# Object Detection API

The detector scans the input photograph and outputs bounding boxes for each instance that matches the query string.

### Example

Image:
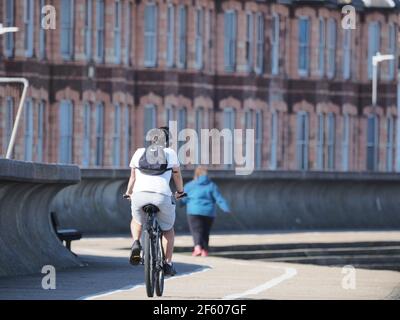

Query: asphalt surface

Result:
[0,231,400,300]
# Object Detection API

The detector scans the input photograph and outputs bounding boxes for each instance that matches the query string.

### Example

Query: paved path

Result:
[0,231,400,300]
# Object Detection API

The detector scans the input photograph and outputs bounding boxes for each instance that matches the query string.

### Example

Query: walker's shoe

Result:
[164,262,177,276]
[192,246,202,257]
[201,249,209,257]
[129,240,142,265]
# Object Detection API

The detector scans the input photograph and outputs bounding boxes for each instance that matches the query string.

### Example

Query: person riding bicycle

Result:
[124,127,184,276]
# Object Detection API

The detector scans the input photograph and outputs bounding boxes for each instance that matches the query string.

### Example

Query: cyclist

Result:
[124,127,184,276]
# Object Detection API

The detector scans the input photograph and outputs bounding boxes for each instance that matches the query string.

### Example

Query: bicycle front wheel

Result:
[144,230,155,297]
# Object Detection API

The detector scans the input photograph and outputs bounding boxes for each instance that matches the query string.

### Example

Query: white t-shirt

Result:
[129,147,180,196]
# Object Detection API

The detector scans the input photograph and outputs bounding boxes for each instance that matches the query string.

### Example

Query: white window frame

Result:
[4,0,15,57]
[95,102,104,166]
[113,104,121,166]
[178,5,187,69]
[144,3,157,67]
[224,10,237,72]
[271,13,280,75]
[343,29,352,80]
[59,100,74,164]
[317,18,325,76]
[195,8,204,70]
[37,101,44,162]
[82,102,91,167]
[367,114,379,171]
[270,111,278,170]
[96,0,105,62]
[24,0,34,58]
[327,18,336,79]
[316,113,325,170]
[60,0,74,60]
[255,111,263,169]
[386,115,394,171]
[296,112,309,170]
[298,17,310,77]
[84,0,92,60]
[4,97,14,155]
[368,22,380,79]
[24,99,34,161]
[166,5,175,67]
[245,12,254,72]
[342,114,350,171]
[255,13,264,75]
[388,23,397,80]
[114,0,122,64]
[327,113,335,170]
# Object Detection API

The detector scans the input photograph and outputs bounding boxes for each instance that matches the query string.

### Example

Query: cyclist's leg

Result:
[130,218,142,241]
[162,227,174,264]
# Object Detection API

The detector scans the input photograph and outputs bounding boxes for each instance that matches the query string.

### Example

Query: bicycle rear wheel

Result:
[155,231,165,297]
[144,229,155,297]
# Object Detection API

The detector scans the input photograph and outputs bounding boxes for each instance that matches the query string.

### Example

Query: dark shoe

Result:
[163,262,177,276]
[129,240,141,265]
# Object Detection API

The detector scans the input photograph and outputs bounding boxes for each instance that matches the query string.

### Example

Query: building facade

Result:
[0,0,399,172]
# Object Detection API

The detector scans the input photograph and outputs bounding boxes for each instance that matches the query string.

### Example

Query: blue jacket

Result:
[181,175,230,217]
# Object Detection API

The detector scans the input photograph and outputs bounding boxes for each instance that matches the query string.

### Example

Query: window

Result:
[39,0,46,59]
[327,113,335,170]
[166,5,175,67]
[316,114,325,170]
[124,106,130,166]
[24,0,34,57]
[4,97,14,155]
[84,0,92,59]
[327,19,336,79]
[343,29,352,80]
[144,3,157,67]
[298,17,310,76]
[224,11,237,72]
[296,112,309,170]
[144,105,157,143]
[60,0,74,60]
[24,99,34,161]
[368,22,380,79]
[37,101,44,162]
[4,0,14,57]
[165,105,175,125]
[82,103,91,167]
[59,100,73,163]
[367,114,379,171]
[195,9,204,70]
[386,116,394,171]
[342,114,350,171]
[207,10,213,72]
[195,107,204,163]
[223,109,235,168]
[245,13,254,71]
[114,1,121,64]
[245,110,253,130]
[95,103,104,166]
[388,24,397,80]
[318,18,325,76]
[177,107,187,149]
[255,13,264,74]
[113,104,121,166]
[271,14,280,75]
[96,0,105,62]
[270,112,278,170]
[255,111,263,169]
[124,2,132,65]
[178,6,187,68]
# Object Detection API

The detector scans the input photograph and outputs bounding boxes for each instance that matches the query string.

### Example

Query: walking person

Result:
[181,166,230,257]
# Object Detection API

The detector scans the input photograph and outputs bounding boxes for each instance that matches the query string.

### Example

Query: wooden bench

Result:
[50,212,82,252]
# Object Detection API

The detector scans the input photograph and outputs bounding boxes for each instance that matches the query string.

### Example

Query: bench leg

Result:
[66,240,71,251]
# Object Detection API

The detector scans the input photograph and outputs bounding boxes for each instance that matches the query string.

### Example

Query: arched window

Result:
[59,100,73,163]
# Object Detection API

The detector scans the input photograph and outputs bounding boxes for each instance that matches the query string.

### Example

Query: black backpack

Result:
[138,146,172,176]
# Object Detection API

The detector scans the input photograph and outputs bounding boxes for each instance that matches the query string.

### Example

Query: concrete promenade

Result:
[0,231,399,300]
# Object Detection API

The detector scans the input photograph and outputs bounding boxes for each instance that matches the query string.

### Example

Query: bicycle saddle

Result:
[142,204,160,213]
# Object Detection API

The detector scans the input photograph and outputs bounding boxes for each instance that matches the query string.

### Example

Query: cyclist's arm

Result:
[125,168,136,196]
[172,167,184,193]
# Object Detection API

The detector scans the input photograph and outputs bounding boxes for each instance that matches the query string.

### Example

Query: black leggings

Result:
[187,215,214,251]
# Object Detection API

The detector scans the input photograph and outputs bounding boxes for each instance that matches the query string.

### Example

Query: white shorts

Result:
[130,191,176,231]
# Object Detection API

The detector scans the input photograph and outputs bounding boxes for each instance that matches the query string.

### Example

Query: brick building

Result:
[0,0,399,172]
